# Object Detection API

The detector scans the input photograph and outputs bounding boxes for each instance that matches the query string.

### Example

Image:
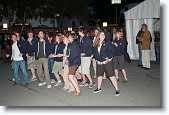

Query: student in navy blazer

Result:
[34,31,52,89]
[25,30,38,82]
[112,30,128,83]
[92,30,120,96]
[66,33,82,96]
[49,34,65,86]
[77,26,95,89]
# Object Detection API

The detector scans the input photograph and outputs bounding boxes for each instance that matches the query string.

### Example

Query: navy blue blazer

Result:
[67,41,81,67]
[34,40,53,59]
[77,35,93,57]
[26,38,38,56]
[113,39,126,56]
[17,38,27,60]
[93,41,114,62]
[52,43,65,62]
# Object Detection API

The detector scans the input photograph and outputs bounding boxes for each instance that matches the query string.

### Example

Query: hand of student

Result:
[114,43,118,47]
[65,60,69,65]
[19,53,23,57]
[26,53,29,57]
[105,57,109,64]
[58,54,63,57]
[48,54,53,58]
[81,53,85,57]
[90,55,93,60]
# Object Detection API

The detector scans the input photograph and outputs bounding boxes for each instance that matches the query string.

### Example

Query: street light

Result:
[2,23,8,34]
[103,22,107,27]
[111,0,121,28]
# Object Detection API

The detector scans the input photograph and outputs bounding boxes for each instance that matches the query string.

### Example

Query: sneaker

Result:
[79,82,88,87]
[47,85,52,88]
[38,82,46,86]
[94,88,101,93]
[54,82,62,86]
[122,79,128,83]
[115,90,120,96]
[62,87,68,90]
[51,79,56,84]
[116,77,119,81]
[88,82,96,89]
[29,77,37,82]
[24,83,29,87]
[68,89,75,93]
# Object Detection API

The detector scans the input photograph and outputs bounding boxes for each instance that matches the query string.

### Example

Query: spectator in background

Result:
[104,28,111,41]
[0,35,2,59]
[1,33,11,63]
[136,26,143,67]
[139,24,151,70]
[110,27,117,42]
[154,31,160,64]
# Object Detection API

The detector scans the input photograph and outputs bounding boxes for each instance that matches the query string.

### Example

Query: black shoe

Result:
[24,83,29,87]
[137,64,143,67]
[141,66,146,69]
[122,79,128,83]
[115,90,120,96]
[13,82,18,86]
[94,88,101,93]
[145,68,150,70]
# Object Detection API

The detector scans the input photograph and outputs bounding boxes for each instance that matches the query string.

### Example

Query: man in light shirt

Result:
[11,34,29,86]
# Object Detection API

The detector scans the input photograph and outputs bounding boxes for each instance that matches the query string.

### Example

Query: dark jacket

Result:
[93,41,114,62]
[34,40,53,59]
[26,38,38,56]
[1,38,11,50]
[67,41,81,67]
[52,43,65,62]
[113,38,126,56]
[17,38,27,59]
[136,30,143,44]
[77,35,93,57]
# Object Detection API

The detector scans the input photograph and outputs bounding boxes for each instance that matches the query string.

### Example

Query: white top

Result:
[12,42,23,61]
[93,36,96,43]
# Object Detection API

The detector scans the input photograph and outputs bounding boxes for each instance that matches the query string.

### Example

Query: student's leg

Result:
[20,60,29,84]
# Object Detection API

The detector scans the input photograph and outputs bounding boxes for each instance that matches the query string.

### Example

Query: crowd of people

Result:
[0,24,160,97]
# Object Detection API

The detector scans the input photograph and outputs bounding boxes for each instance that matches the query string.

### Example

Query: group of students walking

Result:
[10,26,129,97]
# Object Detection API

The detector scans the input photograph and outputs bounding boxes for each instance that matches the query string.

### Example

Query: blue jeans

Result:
[14,60,29,84]
[48,58,56,80]
[155,46,160,64]
[138,43,142,65]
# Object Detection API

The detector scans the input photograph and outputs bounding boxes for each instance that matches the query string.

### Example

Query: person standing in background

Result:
[136,25,143,67]
[110,27,117,42]
[154,31,160,64]
[139,24,151,70]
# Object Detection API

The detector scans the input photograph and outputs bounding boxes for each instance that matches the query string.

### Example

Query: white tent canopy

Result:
[124,0,160,61]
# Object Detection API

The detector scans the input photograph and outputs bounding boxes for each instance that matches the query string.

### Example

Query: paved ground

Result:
[0,60,161,107]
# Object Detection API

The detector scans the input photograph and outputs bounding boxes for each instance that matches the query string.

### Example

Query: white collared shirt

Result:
[12,42,23,61]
